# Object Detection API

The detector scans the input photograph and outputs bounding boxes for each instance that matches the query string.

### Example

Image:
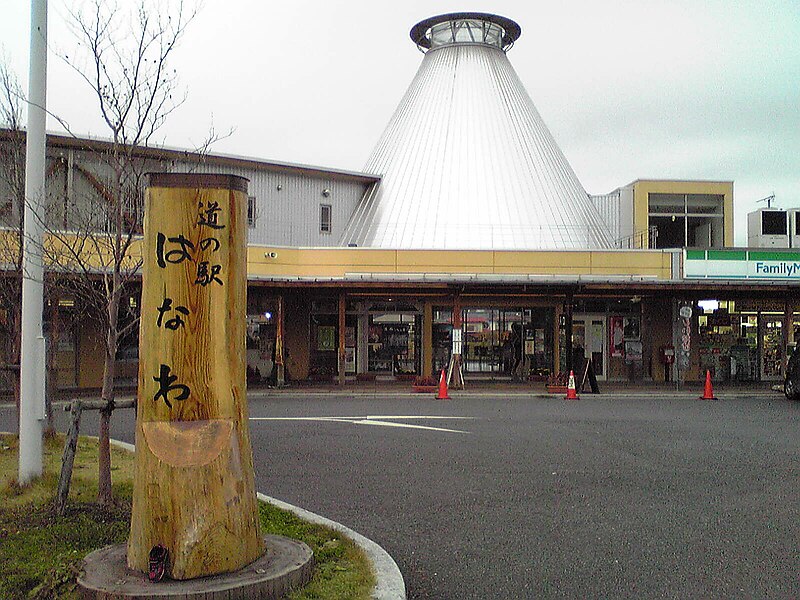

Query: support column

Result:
[357,309,368,375]
[554,303,562,377]
[338,293,346,386]
[448,295,465,389]
[565,291,574,375]
[275,294,285,387]
[422,301,433,378]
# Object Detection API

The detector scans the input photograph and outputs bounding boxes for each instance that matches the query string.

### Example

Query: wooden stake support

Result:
[55,399,136,516]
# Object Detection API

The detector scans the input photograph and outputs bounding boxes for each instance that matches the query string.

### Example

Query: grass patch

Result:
[259,502,375,599]
[0,433,374,600]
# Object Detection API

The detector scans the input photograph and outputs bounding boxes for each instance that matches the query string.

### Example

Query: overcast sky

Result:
[2,0,799,243]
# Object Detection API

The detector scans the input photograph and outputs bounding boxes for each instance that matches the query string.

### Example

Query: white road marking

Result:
[348,419,469,434]
[251,417,352,421]
[250,415,472,434]
[365,415,475,421]
[250,415,474,421]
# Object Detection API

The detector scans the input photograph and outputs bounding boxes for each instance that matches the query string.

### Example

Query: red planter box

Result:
[412,385,438,393]
[546,385,568,394]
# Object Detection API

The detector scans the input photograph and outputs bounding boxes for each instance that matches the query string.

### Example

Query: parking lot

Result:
[3,391,799,599]
[239,392,799,599]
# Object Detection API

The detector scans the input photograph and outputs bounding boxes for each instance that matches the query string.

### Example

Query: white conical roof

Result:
[340,13,613,250]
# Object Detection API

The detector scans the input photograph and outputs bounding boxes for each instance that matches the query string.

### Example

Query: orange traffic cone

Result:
[699,369,717,400]
[436,369,450,400]
[565,370,580,400]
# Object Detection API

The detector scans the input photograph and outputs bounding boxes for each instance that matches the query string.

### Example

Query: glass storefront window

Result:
[309,314,338,378]
[695,299,794,382]
[526,309,554,379]
[368,313,420,374]
[246,313,275,383]
[459,307,553,379]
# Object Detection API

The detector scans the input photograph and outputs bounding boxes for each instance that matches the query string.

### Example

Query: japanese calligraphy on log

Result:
[128,173,264,580]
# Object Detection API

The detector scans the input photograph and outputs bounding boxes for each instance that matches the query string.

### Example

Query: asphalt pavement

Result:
[2,389,798,599]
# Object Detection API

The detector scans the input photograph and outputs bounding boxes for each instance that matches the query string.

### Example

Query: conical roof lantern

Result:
[341,12,613,250]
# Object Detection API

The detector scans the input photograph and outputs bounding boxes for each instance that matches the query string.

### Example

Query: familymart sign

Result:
[684,249,800,280]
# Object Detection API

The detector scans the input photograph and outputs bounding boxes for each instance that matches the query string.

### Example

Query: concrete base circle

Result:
[78,535,314,599]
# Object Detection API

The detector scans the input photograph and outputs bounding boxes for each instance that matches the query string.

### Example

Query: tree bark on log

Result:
[127,174,263,580]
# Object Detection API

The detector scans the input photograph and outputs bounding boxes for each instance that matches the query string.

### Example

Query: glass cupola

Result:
[410,12,521,53]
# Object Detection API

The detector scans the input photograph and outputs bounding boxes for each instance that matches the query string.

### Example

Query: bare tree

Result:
[1,61,75,439]
[40,0,198,506]
[0,62,26,430]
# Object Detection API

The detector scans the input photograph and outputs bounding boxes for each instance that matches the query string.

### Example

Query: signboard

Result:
[684,249,800,280]
[317,326,336,351]
[452,327,462,355]
[129,174,263,579]
[382,323,409,351]
[678,310,691,370]
[625,340,643,362]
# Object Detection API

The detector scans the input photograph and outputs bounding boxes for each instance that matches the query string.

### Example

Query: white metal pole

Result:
[19,0,48,484]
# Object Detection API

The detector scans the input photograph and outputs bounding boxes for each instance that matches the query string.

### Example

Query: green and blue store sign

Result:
[684,249,800,280]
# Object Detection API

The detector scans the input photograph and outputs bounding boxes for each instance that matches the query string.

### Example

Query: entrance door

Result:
[573,315,607,380]
[462,308,523,377]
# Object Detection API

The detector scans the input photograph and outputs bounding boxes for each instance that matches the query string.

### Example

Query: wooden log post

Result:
[127,174,264,580]
[565,291,574,375]
[422,301,433,378]
[338,293,346,386]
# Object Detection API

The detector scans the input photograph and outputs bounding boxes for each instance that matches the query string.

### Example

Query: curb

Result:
[0,389,783,408]
[109,440,406,600]
[248,391,781,400]
[256,493,406,600]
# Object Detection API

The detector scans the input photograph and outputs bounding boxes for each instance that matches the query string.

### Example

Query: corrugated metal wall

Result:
[341,24,615,250]
[16,139,374,247]
[170,160,373,247]
[590,191,621,240]
[618,186,635,241]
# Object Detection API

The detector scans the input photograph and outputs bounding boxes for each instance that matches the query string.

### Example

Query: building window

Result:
[320,204,332,234]
[648,193,725,248]
[115,295,140,361]
[247,196,256,228]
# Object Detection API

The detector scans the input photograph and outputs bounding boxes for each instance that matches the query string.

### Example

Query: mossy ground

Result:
[0,433,374,599]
